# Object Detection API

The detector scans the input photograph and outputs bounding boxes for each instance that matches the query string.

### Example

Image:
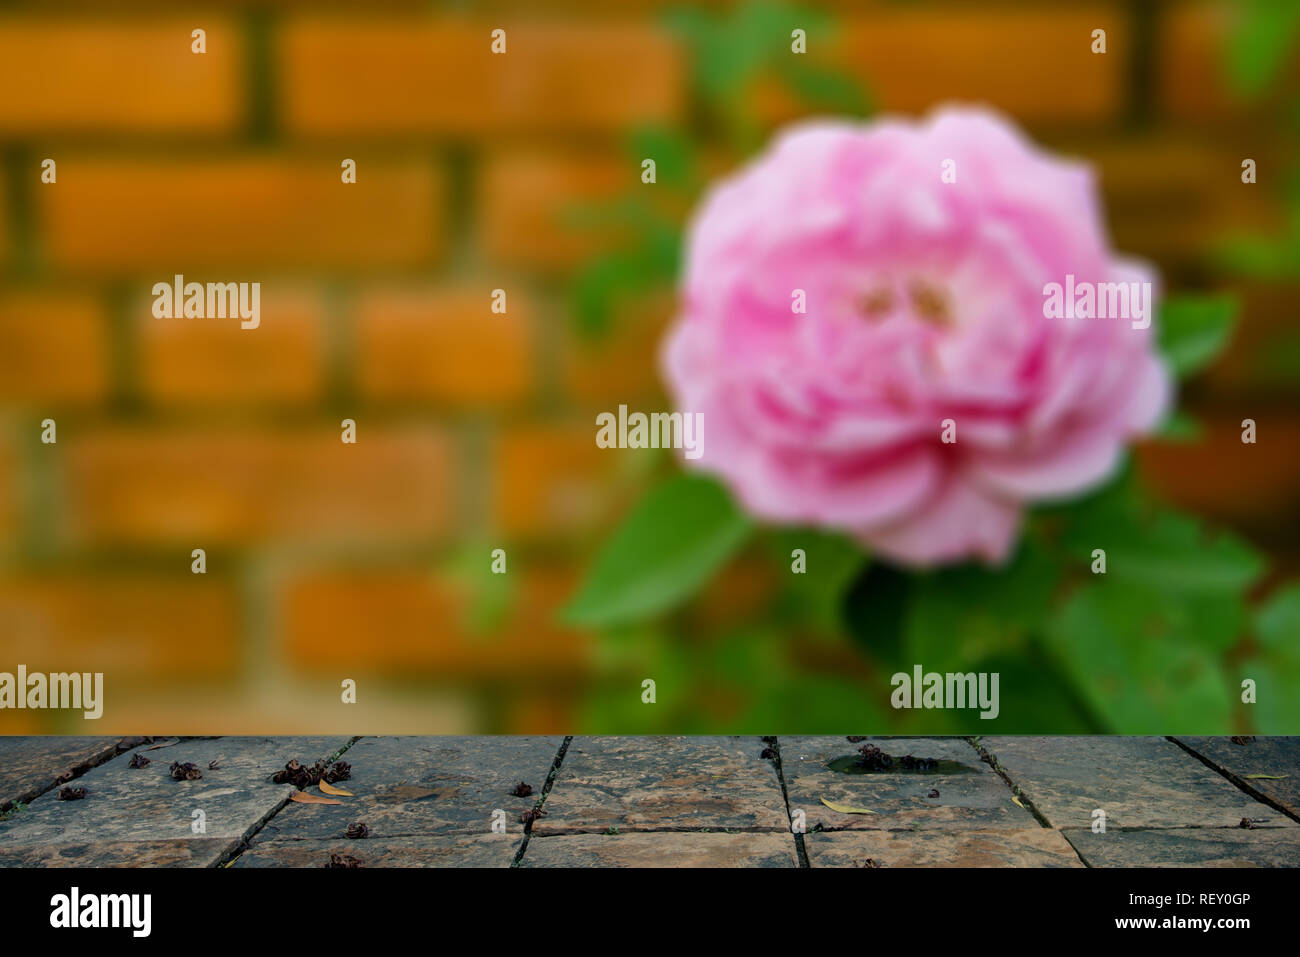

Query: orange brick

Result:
[0,291,110,404]
[356,284,534,406]
[0,182,8,268]
[760,6,1123,124]
[282,567,588,676]
[479,152,631,271]
[137,285,326,405]
[0,19,242,134]
[39,156,442,272]
[489,423,636,539]
[0,437,14,545]
[279,19,683,136]
[61,426,455,547]
[562,289,674,404]
[1158,3,1225,118]
[1137,415,1300,524]
[0,576,239,678]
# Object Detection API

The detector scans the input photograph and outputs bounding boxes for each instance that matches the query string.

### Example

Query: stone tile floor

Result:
[1,735,1297,867]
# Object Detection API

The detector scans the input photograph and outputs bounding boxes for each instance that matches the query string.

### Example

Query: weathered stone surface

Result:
[1065,827,1300,867]
[0,737,122,810]
[233,834,520,868]
[982,736,1299,830]
[0,839,230,868]
[0,736,349,867]
[781,736,1035,832]
[252,736,562,842]
[533,736,787,834]
[519,832,798,867]
[805,828,1084,868]
[1174,737,1300,819]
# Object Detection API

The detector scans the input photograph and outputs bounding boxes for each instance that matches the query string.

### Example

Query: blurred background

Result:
[0,0,1296,734]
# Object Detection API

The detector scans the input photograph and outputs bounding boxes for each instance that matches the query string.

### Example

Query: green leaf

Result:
[1255,584,1300,653]
[564,474,753,627]
[1046,585,1234,731]
[1217,232,1300,279]
[781,61,871,115]
[1050,475,1265,595]
[1157,295,1238,379]
[630,126,697,189]
[1225,0,1300,97]
[903,541,1058,666]
[1104,513,1264,594]
[771,527,866,633]
[1241,657,1300,732]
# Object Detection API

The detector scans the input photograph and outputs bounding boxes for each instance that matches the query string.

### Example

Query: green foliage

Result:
[1157,295,1239,379]
[1255,584,1300,649]
[781,60,871,116]
[1225,0,1300,98]
[1217,2,1300,278]
[903,540,1058,668]
[564,474,753,627]
[1244,586,1300,730]
[566,0,1293,736]
[669,1,828,104]
[1045,584,1236,731]
[769,527,866,634]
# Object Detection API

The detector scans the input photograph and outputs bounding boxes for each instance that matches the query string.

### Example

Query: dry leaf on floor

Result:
[290,791,343,806]
[1243,774,1288,780]
[145,739,181,751]
[319,780,354,796]
[821,798,875,815]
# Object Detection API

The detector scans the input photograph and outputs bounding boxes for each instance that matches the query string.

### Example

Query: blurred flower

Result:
[663,106,1170,566]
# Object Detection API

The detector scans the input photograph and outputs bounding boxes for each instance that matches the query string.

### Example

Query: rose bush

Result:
[565,90,1289,736]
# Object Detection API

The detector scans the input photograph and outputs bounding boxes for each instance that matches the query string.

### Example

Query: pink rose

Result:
[662,107,1170,567]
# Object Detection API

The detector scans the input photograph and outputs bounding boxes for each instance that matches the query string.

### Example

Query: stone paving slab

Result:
[251,736,561,842]
[519,832,799,867]
[781,736,1036,832]
[981,737,1299,830]
[1174,737,1300,819]
[0,736,349,867]
[1064,827,1300,867]
[532,736,787,835]
[233,834,521,868]
[805,828,1084,868]
[0,736,123,810]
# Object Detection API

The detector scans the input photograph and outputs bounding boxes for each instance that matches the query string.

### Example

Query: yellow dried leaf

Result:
[820,798,875,815]
[319,780,353,796]
[1244,774,1288,780]
[289,790,343,806]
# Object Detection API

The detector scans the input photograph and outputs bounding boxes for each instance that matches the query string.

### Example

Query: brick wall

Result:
[0,1,1295,732]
